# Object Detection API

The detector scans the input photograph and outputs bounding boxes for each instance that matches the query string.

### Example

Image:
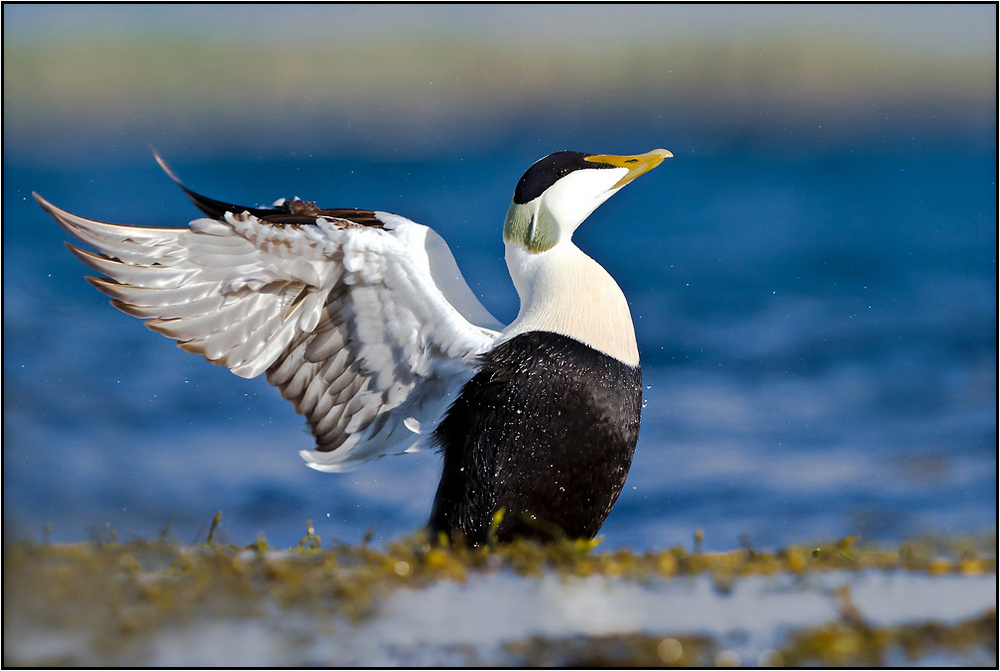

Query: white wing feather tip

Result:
[40,175,501,470]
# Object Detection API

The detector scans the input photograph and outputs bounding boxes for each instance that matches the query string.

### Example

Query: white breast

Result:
[500,242,639,367]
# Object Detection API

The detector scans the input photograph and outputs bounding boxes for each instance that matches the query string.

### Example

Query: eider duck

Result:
[36,147,671,545]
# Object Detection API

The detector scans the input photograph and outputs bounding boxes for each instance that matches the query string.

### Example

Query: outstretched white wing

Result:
[37,190,502,472]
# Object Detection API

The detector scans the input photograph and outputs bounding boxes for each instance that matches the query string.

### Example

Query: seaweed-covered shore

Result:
[4,524,995,666]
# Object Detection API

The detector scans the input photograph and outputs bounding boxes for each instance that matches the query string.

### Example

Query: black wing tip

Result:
[148,152,384,228]
[151,149,257,220]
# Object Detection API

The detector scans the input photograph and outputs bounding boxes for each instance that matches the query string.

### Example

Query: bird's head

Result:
[503,149,671,253]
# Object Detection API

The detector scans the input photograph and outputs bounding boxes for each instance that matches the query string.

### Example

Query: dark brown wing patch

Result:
[153,149,384,228]
[180,187,383,229]
[261,205,385,228]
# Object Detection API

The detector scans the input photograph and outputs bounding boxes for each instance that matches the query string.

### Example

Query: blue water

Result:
[3,126,996,551]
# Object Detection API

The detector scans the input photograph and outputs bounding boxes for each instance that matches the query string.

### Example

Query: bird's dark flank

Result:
[430,331,642,545]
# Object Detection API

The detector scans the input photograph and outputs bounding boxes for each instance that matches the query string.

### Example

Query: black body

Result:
[430,331,642,545]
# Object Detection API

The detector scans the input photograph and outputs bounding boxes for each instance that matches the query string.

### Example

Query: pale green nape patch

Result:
[502,200,559,253]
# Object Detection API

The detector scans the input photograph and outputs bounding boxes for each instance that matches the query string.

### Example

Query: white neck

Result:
[500,242,639,367]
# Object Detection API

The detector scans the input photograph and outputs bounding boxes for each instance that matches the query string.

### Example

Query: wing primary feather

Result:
[66,243,196,289]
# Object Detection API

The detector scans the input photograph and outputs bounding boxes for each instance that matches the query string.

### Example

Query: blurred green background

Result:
[4,4,995,159]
